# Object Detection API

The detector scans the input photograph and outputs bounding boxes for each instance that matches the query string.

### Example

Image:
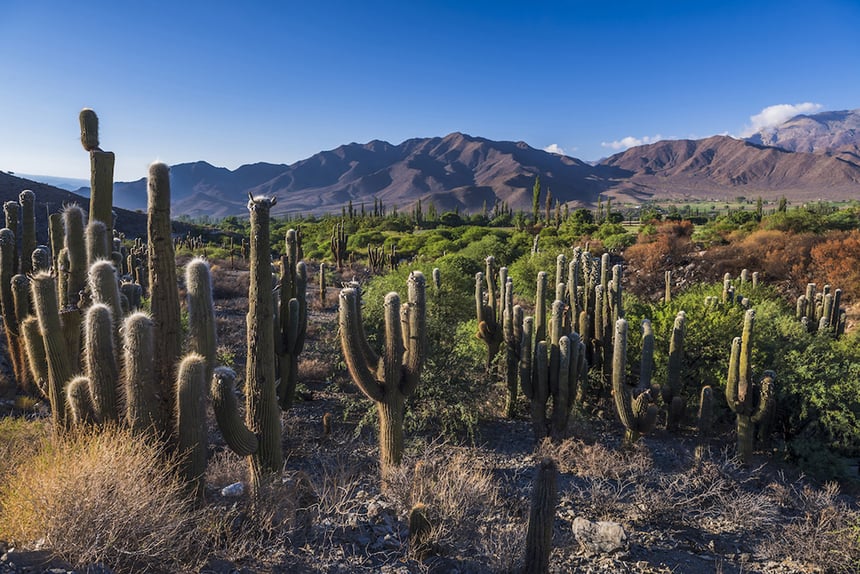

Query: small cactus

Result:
[475,257,504,370]
[330,220,348,271]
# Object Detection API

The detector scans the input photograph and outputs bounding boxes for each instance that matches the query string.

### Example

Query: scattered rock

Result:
[572,516,628,555]
[220,481,244,497]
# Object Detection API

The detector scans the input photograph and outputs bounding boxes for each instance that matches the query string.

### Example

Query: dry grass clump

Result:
[0,426,201,573]
[209,263,249,300]
[387,446,505,562]
[298,357,332,383]
[762,481,860,574]
[0,417,47,485]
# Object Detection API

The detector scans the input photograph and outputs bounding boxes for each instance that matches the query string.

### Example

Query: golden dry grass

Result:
[0,426,201,573]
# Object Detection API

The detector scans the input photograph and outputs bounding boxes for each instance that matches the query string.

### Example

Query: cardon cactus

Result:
[147,162,183,439]
[0,230,26,388]
[725,309,776,464]
[175,353,208,500]
[502,279,522,417]
[612,318,658,444]
[30,272,75,433]
[83,303,121,424]
[80,108,115,241]
[122,311,160,434]
[662,311,686,430]
[519,300,586,440]
[522,457,558,574]
[19,190,36,276]
[475,256,504,369]
[275,228,307,410]
[63,204,87,307]
[338,271,426,475]
[330,220,348,270]
[186,257,218,384]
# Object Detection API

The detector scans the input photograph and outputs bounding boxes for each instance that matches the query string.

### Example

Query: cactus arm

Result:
[19,190,36,275]
[401,271,426,396]
[67,375,95,426]
[339,288,385,402]
[750,371,776,424]
[382,292,405,392]
[534,271,547,344]
[21,316,48,397]
[186,257,217,384]
[63,205,87,306]
[211,367,258,457]
[531,340,550,438]
[725,337,742,410]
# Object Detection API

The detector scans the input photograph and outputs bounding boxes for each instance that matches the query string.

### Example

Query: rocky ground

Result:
[1,262,857,573]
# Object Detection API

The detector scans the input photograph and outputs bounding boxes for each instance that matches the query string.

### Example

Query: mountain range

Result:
[18,108,860,219]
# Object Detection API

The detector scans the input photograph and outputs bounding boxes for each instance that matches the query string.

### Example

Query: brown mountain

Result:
[103,133,626,218]
[75,127,860,219]
[598,135,860,202]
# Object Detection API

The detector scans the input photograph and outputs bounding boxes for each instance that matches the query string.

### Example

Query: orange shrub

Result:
[809,230,860,302]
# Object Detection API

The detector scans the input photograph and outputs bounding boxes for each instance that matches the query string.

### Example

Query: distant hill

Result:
[0,171,194,242]
[68,111,860,218]
[599,135,860,202]
[98,133,623,218]
[745,108,860,155]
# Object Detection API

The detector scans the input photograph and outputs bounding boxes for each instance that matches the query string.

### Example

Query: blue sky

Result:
[2,0,858,181]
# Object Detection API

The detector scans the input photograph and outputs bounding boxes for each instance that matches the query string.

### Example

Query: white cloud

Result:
[600,134,663,151]
[543,143,566,155]
[741,102,822,137]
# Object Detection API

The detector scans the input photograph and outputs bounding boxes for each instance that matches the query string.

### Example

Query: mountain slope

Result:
[599,135,860,201]
[102,133,625,218]
[745,108,860,154]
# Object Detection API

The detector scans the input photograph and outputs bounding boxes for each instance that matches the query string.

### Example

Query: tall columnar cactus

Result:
[475,256,504,369]
[664,270,672,303]
[698,385,713,437]
[243,195,283,489]
[725,309,776,464]
[49,213,63,276]
[662,311,686,430]
[21,316,47,397]
[568,247,582,315]
[88,259,123,346]
[522,457,558,574]
[86,220,111,269]
[612,318,658,444]
[147,162,182,439]
[276,228,307,410]
[80,108,115,241]
[534,271,548,345]
[339,271,426,475]
[330,220,348,270]
[63,204,87,307]
[19,190,36,275]
[4,202,19,274]
[84,303,120,424]
[519,301,585,440]
[122,311,161,434]
[0,229,25,388]
[30,272,75,433]
[502,279,522,417]
[175,353,208,500]
[186,257,217,385]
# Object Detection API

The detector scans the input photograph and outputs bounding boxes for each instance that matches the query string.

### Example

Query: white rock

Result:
[220,481,245,497]
[572,516,628,555]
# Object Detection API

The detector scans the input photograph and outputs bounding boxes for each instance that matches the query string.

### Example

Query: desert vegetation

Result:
[0,111,859,573]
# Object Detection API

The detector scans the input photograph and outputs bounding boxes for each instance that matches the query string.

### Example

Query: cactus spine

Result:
[612,318,658,444]
[725,309,776,464]
[338,271,426,475]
